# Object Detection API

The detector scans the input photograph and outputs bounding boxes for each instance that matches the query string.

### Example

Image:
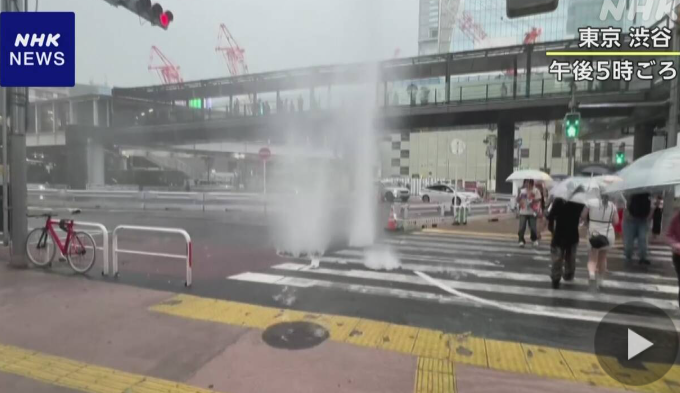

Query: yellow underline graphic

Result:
[547,51,680,56]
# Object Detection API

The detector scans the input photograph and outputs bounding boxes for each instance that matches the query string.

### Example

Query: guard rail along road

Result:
[111,225,193,287]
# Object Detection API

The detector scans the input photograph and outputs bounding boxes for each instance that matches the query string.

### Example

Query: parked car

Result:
[419,184,481,205]
[378,181,411,203]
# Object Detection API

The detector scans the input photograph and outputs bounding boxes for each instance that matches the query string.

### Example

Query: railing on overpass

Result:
[113,15,672,104]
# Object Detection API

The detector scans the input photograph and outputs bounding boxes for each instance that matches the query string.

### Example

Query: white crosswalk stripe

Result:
[228,232,680,331]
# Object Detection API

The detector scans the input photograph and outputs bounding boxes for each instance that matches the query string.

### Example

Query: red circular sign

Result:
[259,147,271,160]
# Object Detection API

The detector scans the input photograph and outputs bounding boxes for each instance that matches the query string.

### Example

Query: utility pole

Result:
[2,0,29,267]
[543,121,549,172]
[663,17,679,231]
[567,81,577,177]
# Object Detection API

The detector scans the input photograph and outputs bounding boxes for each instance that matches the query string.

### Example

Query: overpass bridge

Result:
[28,16,676,192]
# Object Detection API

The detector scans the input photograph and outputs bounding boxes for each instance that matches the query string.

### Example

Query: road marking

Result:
[0,342,220,393]
[230,269,679,331]
[268,262,679,312]
[150,294,680,393]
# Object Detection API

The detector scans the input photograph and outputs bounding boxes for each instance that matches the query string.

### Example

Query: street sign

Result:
[259,147,271,161]
[450,139,466,155]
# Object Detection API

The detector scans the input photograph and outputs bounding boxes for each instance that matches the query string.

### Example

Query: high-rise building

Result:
[418,0,441,56]
[449,0,571,52]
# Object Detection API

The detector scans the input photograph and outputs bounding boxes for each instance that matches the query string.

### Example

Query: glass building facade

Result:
[449,0,571,52]
[419,0,651,55]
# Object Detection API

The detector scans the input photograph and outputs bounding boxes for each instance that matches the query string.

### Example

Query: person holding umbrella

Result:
[546,189,585,289]
[665,209,680,307]
[516,179,542,247]
[581,193,619,291]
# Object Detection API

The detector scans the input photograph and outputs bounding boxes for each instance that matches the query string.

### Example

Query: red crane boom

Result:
[148,45,183,85]
[216,23,249,76]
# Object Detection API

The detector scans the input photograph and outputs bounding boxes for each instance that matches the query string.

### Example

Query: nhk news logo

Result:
[0,12,75,87]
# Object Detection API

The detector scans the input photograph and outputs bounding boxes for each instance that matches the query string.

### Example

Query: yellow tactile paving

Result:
[521,344,573,380]
[599,358,674,393]
[0,343,219,393]
[415,357,456,393]
[560,350,626,389]
[485,339,530,374]
[412,329,450,359]
[379,324,419,354]
[150,294,680,393]
[448,333,487,368]
[344,319,390,348]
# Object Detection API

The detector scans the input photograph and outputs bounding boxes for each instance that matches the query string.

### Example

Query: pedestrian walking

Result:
[547,196,585,289]
[536,182,548,240]
[664,209,680,307]
[624,192,652,265]
[582,194,619,291]
[652,194,664,241]
[516,180,542,247]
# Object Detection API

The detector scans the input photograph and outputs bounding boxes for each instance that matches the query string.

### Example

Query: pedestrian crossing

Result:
[228,231,680,331]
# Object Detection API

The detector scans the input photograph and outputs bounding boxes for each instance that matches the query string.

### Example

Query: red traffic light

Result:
[159,11,173,27]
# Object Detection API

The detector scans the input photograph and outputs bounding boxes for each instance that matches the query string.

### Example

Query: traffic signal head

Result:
[564,112,581,139]
[615,151,625,165]
[134,0,173,29]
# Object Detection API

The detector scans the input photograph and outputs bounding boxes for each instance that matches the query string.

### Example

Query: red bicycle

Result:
[25,210,96,274]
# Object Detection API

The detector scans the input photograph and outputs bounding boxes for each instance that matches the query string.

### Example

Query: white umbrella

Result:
[506,169,553,183]
[550,177,592,204]
[605,147,680,194]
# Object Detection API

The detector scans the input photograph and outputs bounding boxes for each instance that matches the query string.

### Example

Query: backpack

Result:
[628,193,651,219]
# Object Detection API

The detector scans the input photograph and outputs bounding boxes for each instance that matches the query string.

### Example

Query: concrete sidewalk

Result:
[0,265,664,393]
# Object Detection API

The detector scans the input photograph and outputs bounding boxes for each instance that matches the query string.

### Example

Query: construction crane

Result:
[148,45,183,84]
[215,23,249,76]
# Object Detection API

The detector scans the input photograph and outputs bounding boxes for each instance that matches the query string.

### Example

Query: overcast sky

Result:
[38,0,419,87]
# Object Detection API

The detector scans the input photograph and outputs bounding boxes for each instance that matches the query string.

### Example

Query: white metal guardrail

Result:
[112,225,193,287]
[73,221,110,276]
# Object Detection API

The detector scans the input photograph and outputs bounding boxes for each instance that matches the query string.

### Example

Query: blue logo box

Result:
[0,12,75,87]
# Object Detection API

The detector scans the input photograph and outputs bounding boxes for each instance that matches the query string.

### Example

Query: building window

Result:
[607,143,613,161]
[391,158,400,167]
[582,142,590,162]
[400,167,410,176]
[594,142,601,162]
[521,148,530,158]
[401,132,410,141]
[400,150,410,158]
[552,142,562,158]
[570,143,577,158]
[429,28,438,38]
[392,141,401,150]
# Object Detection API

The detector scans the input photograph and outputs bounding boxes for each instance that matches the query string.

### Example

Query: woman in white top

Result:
[581,194,619,291]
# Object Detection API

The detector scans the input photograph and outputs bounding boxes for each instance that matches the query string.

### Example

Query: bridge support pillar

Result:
[65,128,105,189]
[496,121,515,194]
[86,138,105,187]
[445,55,451,103]
[633,122,654,160]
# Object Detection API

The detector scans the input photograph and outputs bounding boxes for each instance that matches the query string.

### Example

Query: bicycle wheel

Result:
[26,228,56,267]
[66,231,96,274]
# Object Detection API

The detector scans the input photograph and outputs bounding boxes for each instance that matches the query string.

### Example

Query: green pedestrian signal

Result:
[564,112,581,139]
[615,151,625,165]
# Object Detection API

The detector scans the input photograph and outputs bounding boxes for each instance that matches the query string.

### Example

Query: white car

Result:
[378,181,411,203]
[419,184,481,206]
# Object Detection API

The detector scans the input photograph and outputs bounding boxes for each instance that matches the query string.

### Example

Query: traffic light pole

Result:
[663,22,679,232]
[2,0,29,267]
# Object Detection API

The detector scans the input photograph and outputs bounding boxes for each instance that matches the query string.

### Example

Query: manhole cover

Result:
[262,321,329,350]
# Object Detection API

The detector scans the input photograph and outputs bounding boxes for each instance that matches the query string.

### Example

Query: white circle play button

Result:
[627,328,654,360]
[594,301,679,386]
